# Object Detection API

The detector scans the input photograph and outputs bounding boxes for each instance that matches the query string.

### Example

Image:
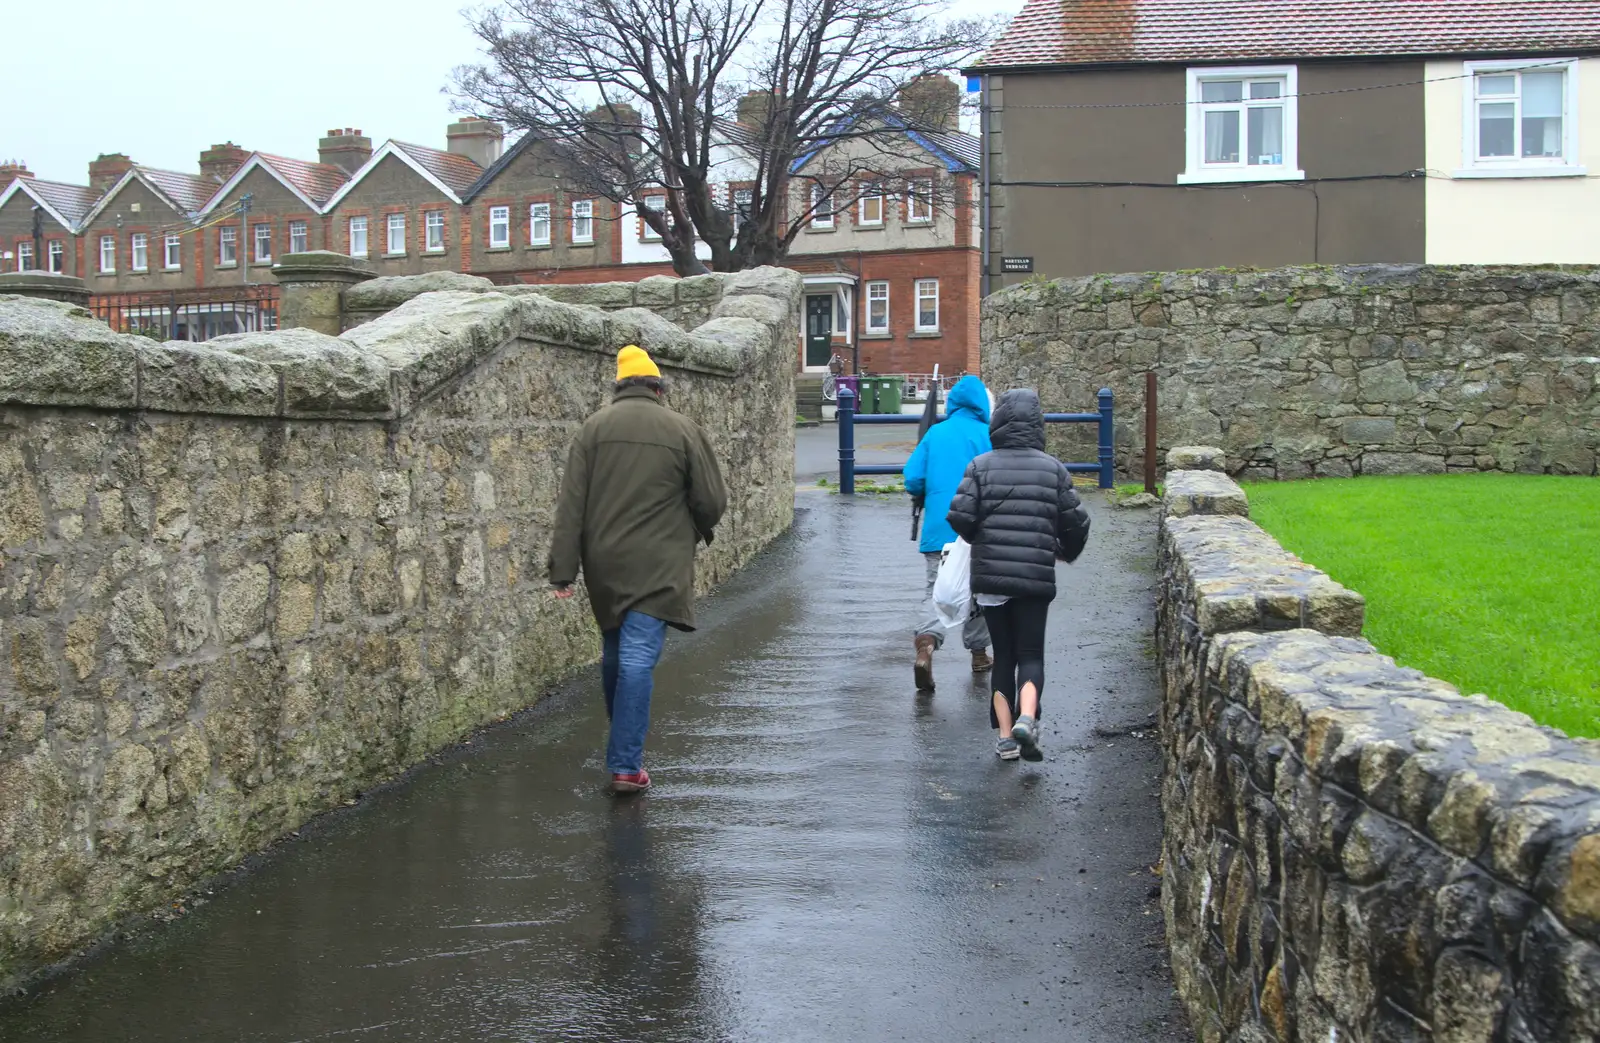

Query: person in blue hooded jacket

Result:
[904,374,993,692]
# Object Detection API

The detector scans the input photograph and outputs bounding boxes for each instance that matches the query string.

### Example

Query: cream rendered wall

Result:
[1426,57,1600,263]
[787,132,966,256]
[618,141,756,266]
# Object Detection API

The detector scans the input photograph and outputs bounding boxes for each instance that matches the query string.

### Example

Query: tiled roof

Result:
[392,141,483,195]
[975,0,1600,69]
[136,166,216,213]
[912,126,980,171]
[257,153,349,206]
[21,178,100,226]
[792,111,980,174]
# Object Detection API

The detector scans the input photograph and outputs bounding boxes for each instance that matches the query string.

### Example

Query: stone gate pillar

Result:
[271,252,375,335]
[0,272,92,308]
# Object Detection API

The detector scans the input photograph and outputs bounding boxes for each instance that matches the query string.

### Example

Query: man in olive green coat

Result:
[549,345,727,794]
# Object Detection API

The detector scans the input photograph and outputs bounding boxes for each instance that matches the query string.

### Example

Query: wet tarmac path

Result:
[0,493,1187,1043]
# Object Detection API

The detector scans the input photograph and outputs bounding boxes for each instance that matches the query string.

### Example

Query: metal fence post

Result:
[1097,387,1115,489]
[838,386,856,495]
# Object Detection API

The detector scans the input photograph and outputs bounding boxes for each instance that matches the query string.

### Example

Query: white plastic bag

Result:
[931,538,972,630]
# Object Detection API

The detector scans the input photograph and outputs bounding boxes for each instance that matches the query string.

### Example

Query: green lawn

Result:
[1241,475,1600,739]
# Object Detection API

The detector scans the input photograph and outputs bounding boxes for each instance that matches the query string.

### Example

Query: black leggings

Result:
[981,597,1050,730]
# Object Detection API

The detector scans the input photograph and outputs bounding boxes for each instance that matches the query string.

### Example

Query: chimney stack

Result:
[0,160,32,184]
[737,90,775,131]
[88,153,134,193]
[318,128,373,173]
[896,75,961,132]
[199,142,250,183]
[446,118,505,169]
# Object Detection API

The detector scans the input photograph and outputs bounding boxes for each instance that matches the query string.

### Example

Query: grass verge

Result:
[1242,474,1600,739]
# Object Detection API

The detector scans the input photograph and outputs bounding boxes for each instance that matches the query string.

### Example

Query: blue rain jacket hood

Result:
[903,375,993,553]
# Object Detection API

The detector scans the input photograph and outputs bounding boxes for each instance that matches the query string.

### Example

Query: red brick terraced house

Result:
[2,94,981,383]
[0,163,97,278]
[324,131,489,276]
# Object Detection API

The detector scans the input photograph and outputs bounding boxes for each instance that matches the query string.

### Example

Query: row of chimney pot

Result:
[10,74,959,198]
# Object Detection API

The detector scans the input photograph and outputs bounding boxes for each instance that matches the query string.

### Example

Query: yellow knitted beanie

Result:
[616,345,661,381]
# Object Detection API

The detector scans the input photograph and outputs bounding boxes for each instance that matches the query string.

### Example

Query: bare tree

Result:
[453,0,995,276]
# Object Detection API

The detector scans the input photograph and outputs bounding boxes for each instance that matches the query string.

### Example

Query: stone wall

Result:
[981,265,1600,481]
[0,268,800,990]
[341,271,725,332]
[1157,451,1600,1043]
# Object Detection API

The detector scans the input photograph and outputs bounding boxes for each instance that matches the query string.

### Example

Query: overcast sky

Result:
[8,0,1025,186]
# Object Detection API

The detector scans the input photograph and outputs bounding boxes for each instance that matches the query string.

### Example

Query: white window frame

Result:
[571,200,594,244]
[348,216,367,257]
[865,280,890,333]
[914,278,940,333]
[220,226,240,266]
[16,242,33,272]
[907,179,934,223]
[288,220,308,255]
[1179,65,1305,184]
[811,184,835,228]
[528,203,551,246]
[640,195,666,240]
[99,235,116,273]
[730,188,755,233]
[163,234,181,270]
[858,181,885,226]
[386,212,407,255]
[425,211,445,252]
[48,240,63,273]
[489,205,510,248]
[1456,58,1585,178]
[130,233,148,272]
[253,224,272,263]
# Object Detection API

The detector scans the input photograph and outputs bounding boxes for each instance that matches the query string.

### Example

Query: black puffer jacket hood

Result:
[946,389,1091,601]
[990,388,1046,451]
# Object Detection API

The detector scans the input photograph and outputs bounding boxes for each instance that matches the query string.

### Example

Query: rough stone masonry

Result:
[0,267,800,990]
[1157,450,1600,1043]
[982,265,1600,482]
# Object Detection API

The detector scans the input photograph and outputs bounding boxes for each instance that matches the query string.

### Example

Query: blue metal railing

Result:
[836,387,1114,495]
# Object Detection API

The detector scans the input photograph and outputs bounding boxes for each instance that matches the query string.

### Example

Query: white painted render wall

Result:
[618,143,756,265]
[1426,57,1600,264]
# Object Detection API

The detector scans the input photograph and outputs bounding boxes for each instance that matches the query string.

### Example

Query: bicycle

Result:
[821,353,844,402]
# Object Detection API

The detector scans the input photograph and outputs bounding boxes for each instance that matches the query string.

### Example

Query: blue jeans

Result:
[601,611,669,775]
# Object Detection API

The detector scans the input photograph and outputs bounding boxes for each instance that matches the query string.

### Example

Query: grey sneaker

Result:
[996,737,1021,761]
[1011,715,1038,751]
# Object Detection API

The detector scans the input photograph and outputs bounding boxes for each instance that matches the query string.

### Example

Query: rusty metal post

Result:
[1144,371,1158,495]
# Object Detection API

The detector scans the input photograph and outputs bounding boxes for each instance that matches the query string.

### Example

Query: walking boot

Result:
[970,648,993,673]
[914,635,937,692]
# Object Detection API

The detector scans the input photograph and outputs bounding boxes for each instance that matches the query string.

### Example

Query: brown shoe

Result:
[971,649,994,673]
[914,635,937,692]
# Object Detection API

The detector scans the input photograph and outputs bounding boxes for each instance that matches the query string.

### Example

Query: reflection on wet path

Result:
[0,495,1185,1042]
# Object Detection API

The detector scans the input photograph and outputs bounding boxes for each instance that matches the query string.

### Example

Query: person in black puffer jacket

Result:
[947,388,1090,761]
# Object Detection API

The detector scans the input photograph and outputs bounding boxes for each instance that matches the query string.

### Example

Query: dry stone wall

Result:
[1157,450,1600,1043]
[0,267,800,990]
[982,265,1600,481]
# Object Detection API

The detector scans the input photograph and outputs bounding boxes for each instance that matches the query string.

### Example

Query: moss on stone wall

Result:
[1155,460,1600,1043]
[0,268,800,989]
[983,264,1600,482]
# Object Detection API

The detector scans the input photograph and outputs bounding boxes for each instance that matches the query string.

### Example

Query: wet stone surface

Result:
[1162,470,1249,519]
[0,494,1186,1043]
[1155,475,1600,1043]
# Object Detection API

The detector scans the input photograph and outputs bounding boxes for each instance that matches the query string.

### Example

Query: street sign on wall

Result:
[1001,257,1034,273]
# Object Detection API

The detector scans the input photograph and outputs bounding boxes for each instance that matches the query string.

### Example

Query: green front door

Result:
[805,295,834,368]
